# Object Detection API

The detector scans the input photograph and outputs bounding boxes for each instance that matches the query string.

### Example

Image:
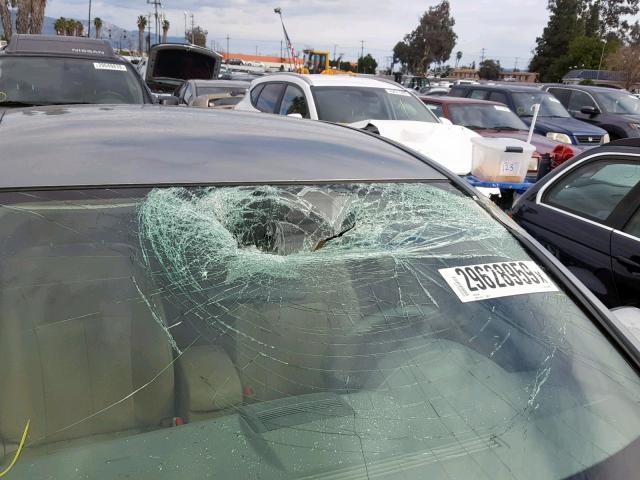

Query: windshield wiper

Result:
[463,125,486,130]
[493,126,522,131]
[0,101,40,107]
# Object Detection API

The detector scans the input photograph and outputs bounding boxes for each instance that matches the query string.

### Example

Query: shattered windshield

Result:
[1,183,639,480]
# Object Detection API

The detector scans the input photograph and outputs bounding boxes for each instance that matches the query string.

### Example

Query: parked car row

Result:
[0,34,639,480]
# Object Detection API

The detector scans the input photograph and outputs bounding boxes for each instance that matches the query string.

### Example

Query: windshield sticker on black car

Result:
[439,261,558,303]
[494,105,510,112]
[93,63,127,72]
[548,97,561,103]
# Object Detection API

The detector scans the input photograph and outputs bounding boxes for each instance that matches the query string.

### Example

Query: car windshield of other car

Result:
[0,56,145,106]
[313,86,437,123]
[448,103,529,130]
[596,89,640,115]
[513,92,570,118]
[2,182,640,479]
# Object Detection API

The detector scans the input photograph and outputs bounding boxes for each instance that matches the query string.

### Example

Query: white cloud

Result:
[46,0,549,68]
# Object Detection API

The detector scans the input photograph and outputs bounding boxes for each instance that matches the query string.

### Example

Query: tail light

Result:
[551,145,576,169]
[528,151,541,172]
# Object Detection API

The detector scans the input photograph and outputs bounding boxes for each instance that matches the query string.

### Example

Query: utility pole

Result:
[88,0,92,37]
[184,12,187,42]
[226,34,230,59]
[333,44,337,62]
[280,40,283,61]
[480,48,486,64]
[514,57,518,71]
[146,0,162,46]
[360,40,365,73]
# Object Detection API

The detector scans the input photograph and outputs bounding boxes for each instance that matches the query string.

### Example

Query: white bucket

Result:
[471,137,535,183]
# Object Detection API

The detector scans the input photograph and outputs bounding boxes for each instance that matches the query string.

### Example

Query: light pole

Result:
[87,0,92,37]
[184,12,187,42]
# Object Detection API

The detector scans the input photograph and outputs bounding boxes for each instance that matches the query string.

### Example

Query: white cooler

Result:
[471,137,536,183]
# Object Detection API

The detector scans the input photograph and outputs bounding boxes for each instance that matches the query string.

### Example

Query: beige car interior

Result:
[0,191,354,463]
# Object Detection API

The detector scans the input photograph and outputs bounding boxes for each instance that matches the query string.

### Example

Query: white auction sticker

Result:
[548,97,561,103]
[439,261,558,303]
[386,89,411,96]
[93,62,127,72]
[494,105,510,112]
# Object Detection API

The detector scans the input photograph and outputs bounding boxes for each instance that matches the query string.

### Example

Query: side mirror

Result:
[580,106,600,116]
[287,113,303,119]
[612,307,640,346]
[439,117,453,125]
[159,95,180,106]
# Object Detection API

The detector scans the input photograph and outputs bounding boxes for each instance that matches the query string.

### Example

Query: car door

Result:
[532,157,640,306]
[611,190,640,307]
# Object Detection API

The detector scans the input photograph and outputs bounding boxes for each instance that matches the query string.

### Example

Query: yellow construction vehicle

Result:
[297,49,354,75]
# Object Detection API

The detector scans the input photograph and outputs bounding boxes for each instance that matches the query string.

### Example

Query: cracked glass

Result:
[0,182,639,480]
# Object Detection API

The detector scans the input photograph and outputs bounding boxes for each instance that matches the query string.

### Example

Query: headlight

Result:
[546,132,572,144]
[628,123,640,130]
[601,133,610,144]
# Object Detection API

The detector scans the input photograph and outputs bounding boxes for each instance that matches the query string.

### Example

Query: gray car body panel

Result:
[0,105,446,190]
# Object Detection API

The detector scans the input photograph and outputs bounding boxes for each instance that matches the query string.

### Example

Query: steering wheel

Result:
[95,91,128,104]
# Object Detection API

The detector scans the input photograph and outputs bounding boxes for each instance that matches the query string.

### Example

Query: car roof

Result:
[420,96,501,106]
[453,84,545,93]
[0,105,448,190]
[263,73,403,89]
[543,83,629,93]
[2,34,118,60]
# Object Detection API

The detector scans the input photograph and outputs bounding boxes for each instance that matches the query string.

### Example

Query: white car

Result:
[235,73,480,175]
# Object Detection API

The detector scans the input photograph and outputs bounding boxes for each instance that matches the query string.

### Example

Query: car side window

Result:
[425,102,444,118]
[469,89,488,100]
[624,207,640,238]
[568,90,597,114]
[255,83,284,113]
[547,88,571,107]
[250,84,265,107]
[488,92,508,105]
[544,160,640,223]
[278,85,309,118]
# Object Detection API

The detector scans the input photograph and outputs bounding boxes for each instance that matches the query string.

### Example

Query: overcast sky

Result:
[44,0,549,69]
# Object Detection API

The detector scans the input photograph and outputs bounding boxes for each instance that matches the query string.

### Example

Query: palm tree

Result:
[455,51,463,68]
[162,18,169,43]
[0,0,13,41]
[74,19,83,37]
[13,0,46,35]
[64,18,75,36]
[137,15,147,55]
[30,0,46,34]
[54,16,66,35]
[93,17,102,38]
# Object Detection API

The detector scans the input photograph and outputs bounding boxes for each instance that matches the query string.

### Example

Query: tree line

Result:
[529,0,640,86]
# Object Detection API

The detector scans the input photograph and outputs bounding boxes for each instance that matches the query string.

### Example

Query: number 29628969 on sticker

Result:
[439,261,558,303]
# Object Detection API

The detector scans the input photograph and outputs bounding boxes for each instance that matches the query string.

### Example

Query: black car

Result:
[0,34,153,108]
[1,105,640,479]
[174,79,249,105]
[543,84,640,140]
[512,138,640,308]
[449,84,609,147]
